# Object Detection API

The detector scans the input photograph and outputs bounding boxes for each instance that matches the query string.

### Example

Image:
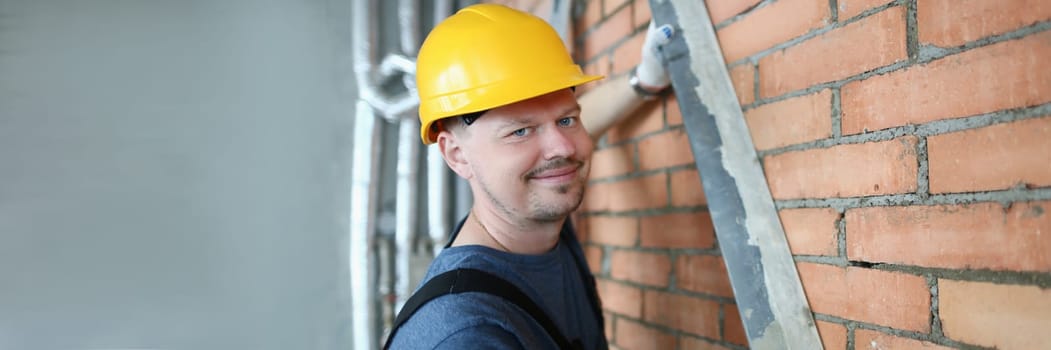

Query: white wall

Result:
[0,1,355,348]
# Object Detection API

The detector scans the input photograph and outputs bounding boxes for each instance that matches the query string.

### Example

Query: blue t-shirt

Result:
[386,220,607,349]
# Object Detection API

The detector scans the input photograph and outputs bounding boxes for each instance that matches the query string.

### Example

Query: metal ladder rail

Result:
[650,0,823,348]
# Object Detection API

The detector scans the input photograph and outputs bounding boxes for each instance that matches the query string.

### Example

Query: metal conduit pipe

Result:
[352,0,418,123]
[393,119,419,313]
[396,0,420,99]
[397,0,419,55]
[378,54,416,79]
[353,0,428,343]
[351,0,409,347]
[427,0,453,257]
[349,100,383,350]
[349,0,378,347]
[392,0,421,315]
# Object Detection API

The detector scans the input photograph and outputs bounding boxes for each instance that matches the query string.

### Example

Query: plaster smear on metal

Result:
[662,0,822,348]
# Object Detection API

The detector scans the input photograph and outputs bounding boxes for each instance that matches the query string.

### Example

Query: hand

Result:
[635,20,674,89]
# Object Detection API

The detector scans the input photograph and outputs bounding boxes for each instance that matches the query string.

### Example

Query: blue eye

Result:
[558,117,576,127]
[511,128,531,137]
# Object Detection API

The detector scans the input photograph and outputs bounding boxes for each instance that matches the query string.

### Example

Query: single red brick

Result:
[763,137,919,199]
[597,279,643,318]
[611,31,646,75]
[675,254,733,297]
[816,320,847,350]
[641,212,716,249]
[717,0,831,63]
[582,6,634,62]
[584,215,638,246]
[838,0,892,20]
[797,262,930,332]
[613,318,677,350]
[610,173,668,211]
[638,129,694,171]
[918,0,1051,48]
[779,207,840,256]
[644,290,721,338]
[847,201,1051,271]
[759,6,906,98]
[582,180,612,212]
[610,250,671,287]
[854,329,953,350]
[706,0,763,24]
[584,172,668,212]
[841,31,1051,134]
[928,117,1051,194]
[575,0,604,44]
[723,304,748,345]
[745,89,832,151]
[729,63,756,106]
[669,168,707,206]
[632,0,651,28]
[939,279,1051,350]
[589,143,636,180]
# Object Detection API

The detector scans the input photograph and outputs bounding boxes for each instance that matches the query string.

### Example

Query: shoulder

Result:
[421,247,536,289]
[432,324,520,349]
[386,292,553,350]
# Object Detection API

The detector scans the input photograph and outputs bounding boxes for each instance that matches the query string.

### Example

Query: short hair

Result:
[433,110,487,137]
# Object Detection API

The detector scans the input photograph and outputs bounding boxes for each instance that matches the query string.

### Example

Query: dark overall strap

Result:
[443,216,602,326]
[383,268,574,350]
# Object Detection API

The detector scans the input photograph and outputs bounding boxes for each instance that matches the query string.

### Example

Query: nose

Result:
[540,125,577,160]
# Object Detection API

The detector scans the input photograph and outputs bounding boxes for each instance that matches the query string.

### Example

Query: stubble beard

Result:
[477,162,588,224]
[479,178,585,224]
[528,180,585,222]
[526,157,588,222]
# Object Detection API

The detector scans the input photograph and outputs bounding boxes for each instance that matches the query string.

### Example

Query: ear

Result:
[437,130,473,180]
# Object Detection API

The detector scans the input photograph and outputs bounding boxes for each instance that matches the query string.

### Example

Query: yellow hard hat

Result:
[416,4,604,144]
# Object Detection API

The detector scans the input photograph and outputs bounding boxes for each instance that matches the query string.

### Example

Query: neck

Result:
[454,205,564,255]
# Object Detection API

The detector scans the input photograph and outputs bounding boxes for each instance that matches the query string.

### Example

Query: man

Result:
[385,4,672,349]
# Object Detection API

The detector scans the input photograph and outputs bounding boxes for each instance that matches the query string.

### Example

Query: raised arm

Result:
[581,21,675,140]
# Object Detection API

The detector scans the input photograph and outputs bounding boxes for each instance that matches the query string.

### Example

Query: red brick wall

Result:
[717,1,1050,349]
[493,0,1050,349]
[573,0,745,348]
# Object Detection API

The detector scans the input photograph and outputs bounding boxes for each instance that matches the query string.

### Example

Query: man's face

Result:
[441,89,593,223]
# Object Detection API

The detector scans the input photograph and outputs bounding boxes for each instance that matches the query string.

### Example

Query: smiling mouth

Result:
[529,165,580,183]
